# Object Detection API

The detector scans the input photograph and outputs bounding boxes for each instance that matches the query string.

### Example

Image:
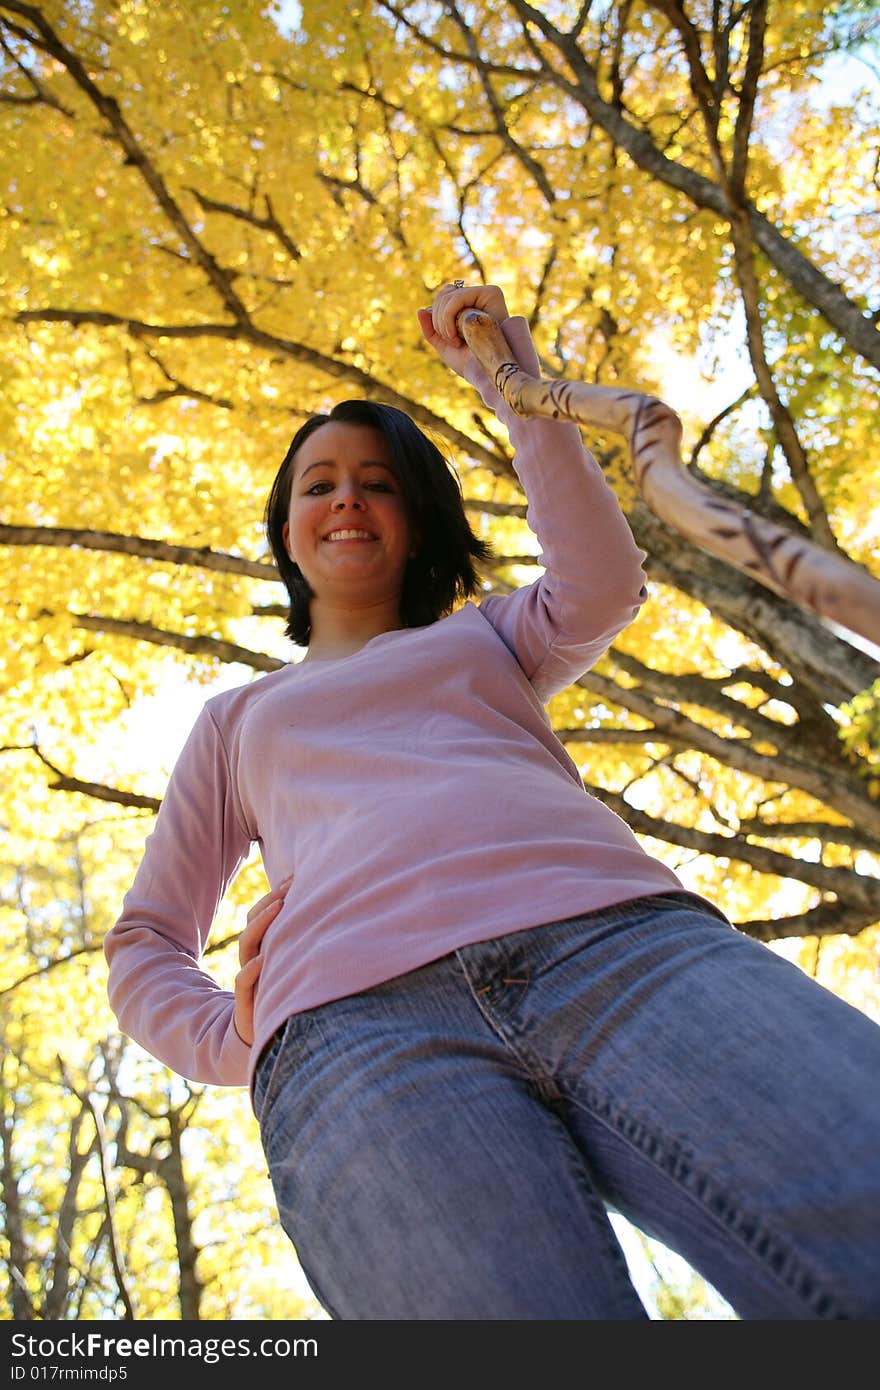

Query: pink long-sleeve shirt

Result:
[104,317,692,1089]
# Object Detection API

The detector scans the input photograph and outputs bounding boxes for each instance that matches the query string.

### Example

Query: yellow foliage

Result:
[2,0,879,1323]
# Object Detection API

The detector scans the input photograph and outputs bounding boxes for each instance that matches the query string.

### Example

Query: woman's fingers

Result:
[247,872,293,922]
[418,284,511,377]
[429,282,509,344]
[235,955,264,990]
[239,874,293,966]
[417,306,440,344]
[233,954,264,1047]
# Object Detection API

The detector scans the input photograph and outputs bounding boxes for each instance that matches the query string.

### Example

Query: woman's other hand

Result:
[417,282,509,376]
[233,874,293,1046]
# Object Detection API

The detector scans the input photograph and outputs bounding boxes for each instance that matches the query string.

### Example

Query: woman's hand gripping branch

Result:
[417,281,510,378]
[234,875,293,1046]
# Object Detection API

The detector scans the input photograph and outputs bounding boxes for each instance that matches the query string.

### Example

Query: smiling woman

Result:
[104,282,880,1322]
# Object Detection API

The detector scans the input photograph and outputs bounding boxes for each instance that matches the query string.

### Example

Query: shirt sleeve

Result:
[103,703,254,1086]
[466,317,648,703]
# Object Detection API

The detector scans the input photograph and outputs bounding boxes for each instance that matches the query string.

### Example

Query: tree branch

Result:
[0,26,74,114]
[730,0,768,198]
[0,523,277,580]
[629,500,880,706]
[645,0,729,187]
[444,0,557,204]
[738,897,880,943]
[501,0,880,368]
[727,206,841,551]
[187,187,302,262]
[376,0,539,76]
[584,779,880,917]
[66,613,285,671]
[575,664,880,837]
[688,379,757,468]
[14,309,512,475]
[607,645,841,761]
[4,740,162,810]
[57,1061,134,1320]
[737,816,878,854]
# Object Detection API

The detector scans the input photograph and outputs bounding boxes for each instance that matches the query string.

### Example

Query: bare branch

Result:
[739,898,880,943]
[66,613,285,671]
[575,665,880,837]
[14,309,512,475]
[558,725,674,746]
[5,739,162,810]
[688,380,757,468]
[0,27,74,114]
[583,779,880,918]
[443,0,556,204]
[607,646,840,760]
[730,0,768,197]
[375,0,539,77]
[727,208,841,551]
[44,1106,97,1321]
[0,943,105,1000]
[0,1064,34,1318]
[187,187,302,262]
[0,523,277,580]
[57,1060,134,1319]
[644,0,728,185]
[631,499,880,706]
[737,817,878,854]
[135,349,235,410]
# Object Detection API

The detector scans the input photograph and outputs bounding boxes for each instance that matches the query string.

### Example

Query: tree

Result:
[0,836,319,1320]
[2,0,879,936]
[1,0,878,1320]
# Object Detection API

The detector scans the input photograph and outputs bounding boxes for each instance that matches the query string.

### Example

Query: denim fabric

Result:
[253,892,880,1320]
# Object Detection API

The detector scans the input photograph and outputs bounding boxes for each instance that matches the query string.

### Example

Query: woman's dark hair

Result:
[265,399,494,647]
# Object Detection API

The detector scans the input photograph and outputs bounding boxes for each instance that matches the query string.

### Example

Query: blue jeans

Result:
[253,893,880,1319]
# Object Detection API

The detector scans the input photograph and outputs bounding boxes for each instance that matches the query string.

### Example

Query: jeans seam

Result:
[454,953,650,1317]
[531,1098,648,1316]
[563,1077,847,1319]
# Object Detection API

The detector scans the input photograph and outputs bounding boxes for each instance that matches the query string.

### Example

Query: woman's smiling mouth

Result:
[324,528,377,542]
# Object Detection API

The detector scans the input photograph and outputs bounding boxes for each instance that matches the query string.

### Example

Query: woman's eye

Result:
[302,477,395,496]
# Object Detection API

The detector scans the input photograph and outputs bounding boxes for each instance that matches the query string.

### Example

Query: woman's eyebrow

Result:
[298,458,396,479]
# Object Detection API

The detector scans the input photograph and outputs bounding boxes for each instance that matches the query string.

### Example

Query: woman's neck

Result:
[303,599,405,663]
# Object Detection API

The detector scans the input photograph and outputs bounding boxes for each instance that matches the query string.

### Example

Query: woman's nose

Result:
[331,488,365,510]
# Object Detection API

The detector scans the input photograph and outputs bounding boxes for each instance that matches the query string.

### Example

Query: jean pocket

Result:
[253,1011,315,1126]
[253,1026,284,1120]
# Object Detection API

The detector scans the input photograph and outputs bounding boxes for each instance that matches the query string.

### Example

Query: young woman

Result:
[105,283,880,1320]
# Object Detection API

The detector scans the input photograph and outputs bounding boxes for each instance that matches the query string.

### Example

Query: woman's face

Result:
[282,421,416,611]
